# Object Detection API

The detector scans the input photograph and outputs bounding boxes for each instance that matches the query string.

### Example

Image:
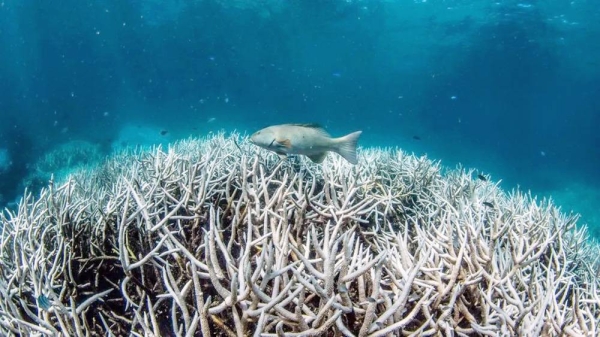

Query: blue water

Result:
[1,0,599,238]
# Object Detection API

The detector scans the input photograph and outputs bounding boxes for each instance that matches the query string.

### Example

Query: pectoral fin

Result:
[276,138,292,148]
[307,152,327,163]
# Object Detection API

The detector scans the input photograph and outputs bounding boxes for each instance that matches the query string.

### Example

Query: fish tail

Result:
[333,131,362,164]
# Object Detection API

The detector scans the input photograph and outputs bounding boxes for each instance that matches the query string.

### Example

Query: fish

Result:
[37,294,52,311]
[249,123,362,164]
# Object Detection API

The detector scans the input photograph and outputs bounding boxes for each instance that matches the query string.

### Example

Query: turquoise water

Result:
[0,0,598,238]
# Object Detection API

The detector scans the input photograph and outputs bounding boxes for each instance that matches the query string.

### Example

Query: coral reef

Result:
[22,140,104,193]
[1,133,598,336]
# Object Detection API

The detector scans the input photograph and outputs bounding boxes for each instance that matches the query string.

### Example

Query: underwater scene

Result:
[0,0,599,336]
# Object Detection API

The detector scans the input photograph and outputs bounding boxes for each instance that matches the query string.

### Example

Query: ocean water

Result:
[0,0,598,238]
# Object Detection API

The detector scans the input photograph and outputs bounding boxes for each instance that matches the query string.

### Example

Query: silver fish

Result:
[250,123,362,164]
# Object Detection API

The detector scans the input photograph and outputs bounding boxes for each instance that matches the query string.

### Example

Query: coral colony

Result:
[1,132,599,336]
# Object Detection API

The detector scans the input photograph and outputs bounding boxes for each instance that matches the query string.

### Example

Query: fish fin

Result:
[307,152,328,164]
[333,131,362,165]
[276,138,292,148]
[289,123,330,137]
[289,123,323,129]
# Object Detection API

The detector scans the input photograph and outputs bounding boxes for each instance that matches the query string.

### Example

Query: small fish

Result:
[412,135,421,140]
[160,130,168,136]
[37,294,52,311]
[250,123,362,164]
[483,201,494,208]
[477,174,487,181]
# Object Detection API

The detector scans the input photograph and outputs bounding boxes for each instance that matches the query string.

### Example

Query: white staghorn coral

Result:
[0,132,598,336]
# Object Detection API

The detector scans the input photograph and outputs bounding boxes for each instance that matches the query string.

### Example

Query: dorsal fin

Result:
[289,123,330,137]
[290,123,324,129]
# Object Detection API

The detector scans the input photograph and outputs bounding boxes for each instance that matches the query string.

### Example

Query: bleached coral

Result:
[0,133,598,336]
